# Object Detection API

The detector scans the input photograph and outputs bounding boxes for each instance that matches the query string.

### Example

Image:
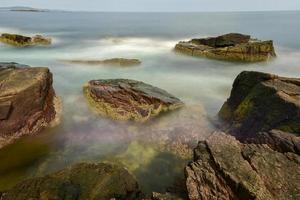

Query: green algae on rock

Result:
[185,132,300,200]
[175,33,276,62]
[0,63,61,149]
[219,71,300,135]
[218,71,300,154]
[83,79,184,122]
[62,58,142,66]
[1,163,141,200]
[0,33,51,47]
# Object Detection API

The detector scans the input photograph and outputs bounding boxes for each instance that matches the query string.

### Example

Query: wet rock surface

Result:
[63,58,142,66]
[83,79,184,122]
[175,33,276,62]
[185,132,300,200]
[1,162,141,200]
[0,63,60,149]
[0,33,51,47]
[218,71,300,153]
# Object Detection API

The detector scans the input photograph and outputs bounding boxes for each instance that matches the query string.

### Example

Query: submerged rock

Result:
[1,162,141,200]
[175,33,276,62]
[62,58,142,66]
[218,71,300,153]
[185,132,300,200]
[83,79,183,122]
[0,33,51,47]
[0,63,61,149]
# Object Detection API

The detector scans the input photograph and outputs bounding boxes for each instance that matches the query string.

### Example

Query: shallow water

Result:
[0,11,300,194]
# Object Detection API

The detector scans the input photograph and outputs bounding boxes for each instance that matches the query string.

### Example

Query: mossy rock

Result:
[218,71,300,148]
[175,33,276,62]
[83,79,184,122]
[1,163,141,200]
[0,33,51,47]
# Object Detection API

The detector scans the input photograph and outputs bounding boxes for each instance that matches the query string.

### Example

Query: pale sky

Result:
[1,0,300,12]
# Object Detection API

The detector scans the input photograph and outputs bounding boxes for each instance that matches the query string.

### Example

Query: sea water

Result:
[0,11,300,194]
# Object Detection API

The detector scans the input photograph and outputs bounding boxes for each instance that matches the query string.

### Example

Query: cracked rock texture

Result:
[1,163,141,200]
[218,71,300,154]
[83,79,184,122]
[175,33,276,62]
[185,132,300,200]
[0,62,60,149]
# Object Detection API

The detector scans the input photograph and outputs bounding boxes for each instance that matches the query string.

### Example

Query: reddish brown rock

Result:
[83,79,184,122]
[0,63,60,149]
[185,132,300,200]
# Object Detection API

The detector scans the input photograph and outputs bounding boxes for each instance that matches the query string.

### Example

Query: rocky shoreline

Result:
[0,32,299,199]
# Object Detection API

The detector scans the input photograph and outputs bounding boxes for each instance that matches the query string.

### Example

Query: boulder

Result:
[1,162,142,200]
[0,33,51,47]
[62,58,142,66]
[175,33,276,62]
[0,62,60,149]
[185,132,300,200]
[218,71,300,153]
[83,79,183,122]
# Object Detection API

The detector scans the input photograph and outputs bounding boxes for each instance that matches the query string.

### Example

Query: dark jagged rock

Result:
[0,33,51,47]
[1,163,142,200]
[218,71,300,153]
[83,79,184,122]
[62,58,142,66]
[0,63,61,149]
[175,33,276,62]
[185,132,300,200]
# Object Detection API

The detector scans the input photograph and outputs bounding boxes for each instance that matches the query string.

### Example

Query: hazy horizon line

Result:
[1,6,300,13]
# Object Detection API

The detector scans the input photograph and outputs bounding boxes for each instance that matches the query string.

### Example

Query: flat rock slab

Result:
[63,58,142,66]
[0,63,60,149]
[185,132,300,200]
[83,79,184,122]
[0,33,51,47]
[175,33,276,62]
[1,163,141,200]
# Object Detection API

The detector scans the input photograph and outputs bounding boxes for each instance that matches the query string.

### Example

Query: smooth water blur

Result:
[0,11,300,194]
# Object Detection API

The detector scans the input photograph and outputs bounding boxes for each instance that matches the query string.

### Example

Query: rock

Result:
[185,132,300,200]
[175,33,276,62]
[0,63,61,149]
[250,129,300,155]
[218,71,300,153]
[152,192,183,200]
[62,58,142,66]
[0,62,29,69]
[0,33,51,47]
[83,79,183,122]
[1,162,142,200]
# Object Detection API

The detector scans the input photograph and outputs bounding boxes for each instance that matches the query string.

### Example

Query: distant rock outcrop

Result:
[62,58,142,66]
[0,33,51,47]
[0,62,60,149]
[175,33,276,62]
[1,163,141,200]
[83,79,183,122]
[185,132,300,200]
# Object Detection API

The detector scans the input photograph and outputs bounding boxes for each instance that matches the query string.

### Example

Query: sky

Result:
[1,0,300,12]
